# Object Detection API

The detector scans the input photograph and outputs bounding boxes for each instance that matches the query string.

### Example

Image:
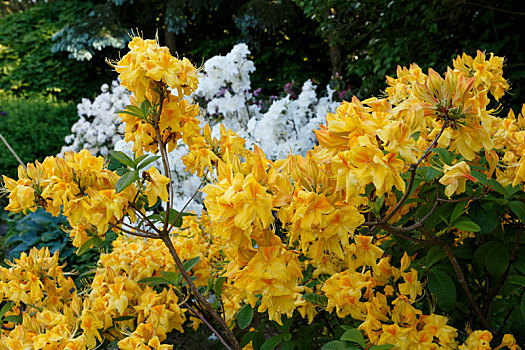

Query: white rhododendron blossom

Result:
[61,81,130,156]
[63,43,339,210]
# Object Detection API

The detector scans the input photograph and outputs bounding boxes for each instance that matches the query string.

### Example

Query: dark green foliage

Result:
[51,2,129,61]
[0,208,115,282]
[294,0,525,112]
[0,94,76,178]
[0,0,115,101]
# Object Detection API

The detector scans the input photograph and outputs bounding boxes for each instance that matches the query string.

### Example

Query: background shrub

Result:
[0,0,115,101]
[0,94,77,178]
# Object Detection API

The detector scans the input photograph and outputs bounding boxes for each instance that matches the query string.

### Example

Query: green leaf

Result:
[115,168,129,176]
[77,236,98,256]
[161,271,182,286]
[237,304,254,329]
[340,328,366,347]
[109,150,135,169]
[427,270,456,310]
[115,170,138,193]
[485,242,509,277]
[321,341,347,350]
[113,315,136,322]
[505,185,521,200]
[0,301,14,320]
[134,154,149,164]
[426,246,446,268]
[214,276,227,296]
[302,293,328,306]
[91,235,103,248]
[451,202,467,224]
[510,201,525,222]
[137,156,161,171]
[473,243,493,272]
[124,105,146,118]
[183,256,201,272]
[138,277,169,286]
[140,99,152,115]
[431,147,452,165]
[521,293,525,319]
[452,217,481,232]
[261,334,283,350]
[469,203,499,234]
[240,331,254,348]
[370,345,395,350]
[508,275,525,286]
[3,315,22,324]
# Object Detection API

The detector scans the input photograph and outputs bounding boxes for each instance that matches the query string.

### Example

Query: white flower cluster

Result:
[246,79,337,159]
[60,81,130,156]
[195,43,258,130]
[63,43,340,212]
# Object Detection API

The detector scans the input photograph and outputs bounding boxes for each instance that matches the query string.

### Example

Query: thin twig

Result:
[0,131,26,169]
[111,223,161,239]
[167,173,208,233]
[161,234,241,349]
[421,226,495,334]
[129,205,162,235]
[382,198,440,233]
[183,303,232,350]
[377,120,448,229]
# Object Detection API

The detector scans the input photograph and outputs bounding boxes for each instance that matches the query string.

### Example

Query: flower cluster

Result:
[61,81,130,156]
[3,39,523,349]
[0,248,86,349]
[2,150,136,248]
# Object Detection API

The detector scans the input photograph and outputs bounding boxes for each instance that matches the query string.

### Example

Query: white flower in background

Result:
[60,80,129,156]
[63,43,339,211]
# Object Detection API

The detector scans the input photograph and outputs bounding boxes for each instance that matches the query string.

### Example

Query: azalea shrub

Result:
[1,35,525,350]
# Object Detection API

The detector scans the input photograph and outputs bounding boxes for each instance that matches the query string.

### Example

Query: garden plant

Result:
[1,34,525,350]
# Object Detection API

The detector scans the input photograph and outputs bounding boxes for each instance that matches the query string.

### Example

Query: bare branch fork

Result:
[368,119,449,234]
[149,89,242,350]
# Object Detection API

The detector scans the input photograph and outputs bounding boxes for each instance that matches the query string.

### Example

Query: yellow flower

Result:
[398,268,422,302]
[439,161,477,198]
[144,167,170,207]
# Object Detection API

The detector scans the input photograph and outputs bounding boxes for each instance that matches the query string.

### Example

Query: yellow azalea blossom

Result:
[439,161,477,197]
[459,330,492,350]
[144,166,170,206]
[398,268,423,302]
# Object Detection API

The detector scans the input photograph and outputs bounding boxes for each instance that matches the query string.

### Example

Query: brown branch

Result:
[421,227,495,334]
[382,198,440,233]
[183,302,232,350]
[436,194,483,203]
[377,120,449,229]
[167,172,208,233]
[161,234,241,349]
[464,1,525,16]
[129,205,162,235]
[111,223,161,239]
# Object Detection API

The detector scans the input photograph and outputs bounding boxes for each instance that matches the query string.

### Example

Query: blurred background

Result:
[1,0,525,261]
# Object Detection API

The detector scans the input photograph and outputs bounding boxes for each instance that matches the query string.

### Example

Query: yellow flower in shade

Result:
[459,330,492,350]
[231,244,302,325]
[398,268,422,302]
[439,161,477,198]
[2,176,35,214]
[377,323,411,349]
[495,334,521,350]
[81,310,104,348]
[144,167,170,206]
[421,314,458,346]
[322,269,371,319]
[347,235,384,269]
